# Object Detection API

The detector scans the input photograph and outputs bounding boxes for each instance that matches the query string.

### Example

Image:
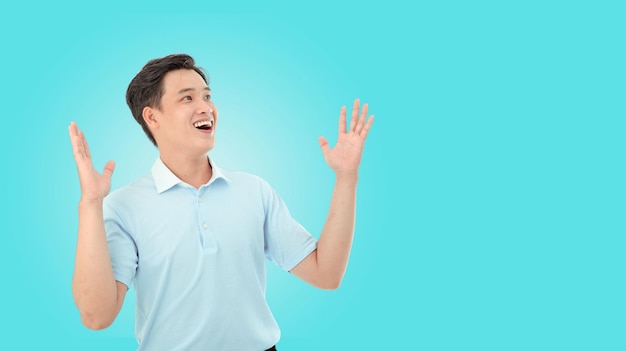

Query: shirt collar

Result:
[151,157,231,194]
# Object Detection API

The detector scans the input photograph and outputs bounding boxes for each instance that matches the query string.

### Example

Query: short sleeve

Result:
[103,198,138,288]
[262,181,317,271]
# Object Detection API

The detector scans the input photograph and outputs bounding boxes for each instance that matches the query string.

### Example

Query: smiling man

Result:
[69,54,374,351]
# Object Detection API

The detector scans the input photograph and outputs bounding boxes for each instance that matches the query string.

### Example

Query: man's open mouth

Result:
[193,119,214,130]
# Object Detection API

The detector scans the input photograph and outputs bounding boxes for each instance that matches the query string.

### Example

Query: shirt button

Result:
[198,198,202,202]
[202,223,208,229]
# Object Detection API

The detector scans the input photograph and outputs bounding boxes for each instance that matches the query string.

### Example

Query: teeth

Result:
[193,119,214,128]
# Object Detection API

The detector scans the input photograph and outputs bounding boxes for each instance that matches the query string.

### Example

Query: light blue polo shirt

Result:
[103,157,317,351]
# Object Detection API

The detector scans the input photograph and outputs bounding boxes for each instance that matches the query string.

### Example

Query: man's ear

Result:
[143,106,158,129]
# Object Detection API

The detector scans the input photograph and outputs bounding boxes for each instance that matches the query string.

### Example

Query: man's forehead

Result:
[163,69,208,92]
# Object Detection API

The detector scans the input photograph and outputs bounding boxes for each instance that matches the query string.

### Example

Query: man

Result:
[69,54,374,351]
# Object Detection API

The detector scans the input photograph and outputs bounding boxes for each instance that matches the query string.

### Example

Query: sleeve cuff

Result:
[283,239,318,272]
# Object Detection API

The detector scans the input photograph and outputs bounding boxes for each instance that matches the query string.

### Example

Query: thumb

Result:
[103,160,116,178]
[318,136,331,156]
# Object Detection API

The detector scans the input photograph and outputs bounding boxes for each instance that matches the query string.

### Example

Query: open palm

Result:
[68,122,116,201]
[319,99,374,177]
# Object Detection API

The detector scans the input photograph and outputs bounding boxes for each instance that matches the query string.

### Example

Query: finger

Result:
[103,160,116,178]
[79,130,92,160]
[69,123,86,161]
[355,103,368,134]
[318,136,331,157]
[69,122,82,154]
[68,121,78,139]
[349,99,359,132]
[338,106,347,135]
[360,115,374,139]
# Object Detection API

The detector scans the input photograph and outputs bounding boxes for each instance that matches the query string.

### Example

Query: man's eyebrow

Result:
[177,87,211,95]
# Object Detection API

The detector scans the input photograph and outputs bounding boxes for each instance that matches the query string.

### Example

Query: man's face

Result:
[150,69,218,155]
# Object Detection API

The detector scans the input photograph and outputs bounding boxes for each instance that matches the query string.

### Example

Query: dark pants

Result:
[265,346,277,351]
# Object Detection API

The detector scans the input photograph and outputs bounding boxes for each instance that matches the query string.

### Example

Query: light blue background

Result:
[1,1,624,350]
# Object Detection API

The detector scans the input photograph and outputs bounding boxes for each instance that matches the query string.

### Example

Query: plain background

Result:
[1,1,624,350]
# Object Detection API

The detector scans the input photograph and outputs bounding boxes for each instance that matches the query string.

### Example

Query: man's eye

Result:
[182,96,192,101]
[204,95,211,100]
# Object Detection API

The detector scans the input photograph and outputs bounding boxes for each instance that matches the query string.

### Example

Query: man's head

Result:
[126,54,212,147]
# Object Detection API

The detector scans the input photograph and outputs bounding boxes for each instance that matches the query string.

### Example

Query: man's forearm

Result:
[72,199,119,329]
[316,174,358,288]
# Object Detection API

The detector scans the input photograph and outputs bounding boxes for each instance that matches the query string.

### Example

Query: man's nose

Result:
[203,101,217,118]
[195,100,212,115]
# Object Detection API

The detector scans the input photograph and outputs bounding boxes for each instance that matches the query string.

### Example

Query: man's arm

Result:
[290,99,374,289]
[69,122,127,329]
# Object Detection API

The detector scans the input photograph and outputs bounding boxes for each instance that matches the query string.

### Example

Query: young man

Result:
[69,54,374,351]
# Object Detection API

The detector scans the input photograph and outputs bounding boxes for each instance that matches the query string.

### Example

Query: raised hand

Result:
[68,122,116,202]
[318,99,374,178]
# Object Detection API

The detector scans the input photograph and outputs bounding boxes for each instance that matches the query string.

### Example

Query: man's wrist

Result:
[334,172,359,186]
[78,197,104,209]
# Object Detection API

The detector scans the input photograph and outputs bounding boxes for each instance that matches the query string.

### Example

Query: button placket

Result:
[197,187,216,252]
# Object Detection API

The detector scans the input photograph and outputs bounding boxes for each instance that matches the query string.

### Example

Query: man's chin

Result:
[203,141,216,153]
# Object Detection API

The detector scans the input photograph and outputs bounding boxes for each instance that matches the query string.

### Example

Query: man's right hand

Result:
[68,122,115,202]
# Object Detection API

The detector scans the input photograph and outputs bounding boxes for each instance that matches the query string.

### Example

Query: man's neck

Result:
[159,151,213,189]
